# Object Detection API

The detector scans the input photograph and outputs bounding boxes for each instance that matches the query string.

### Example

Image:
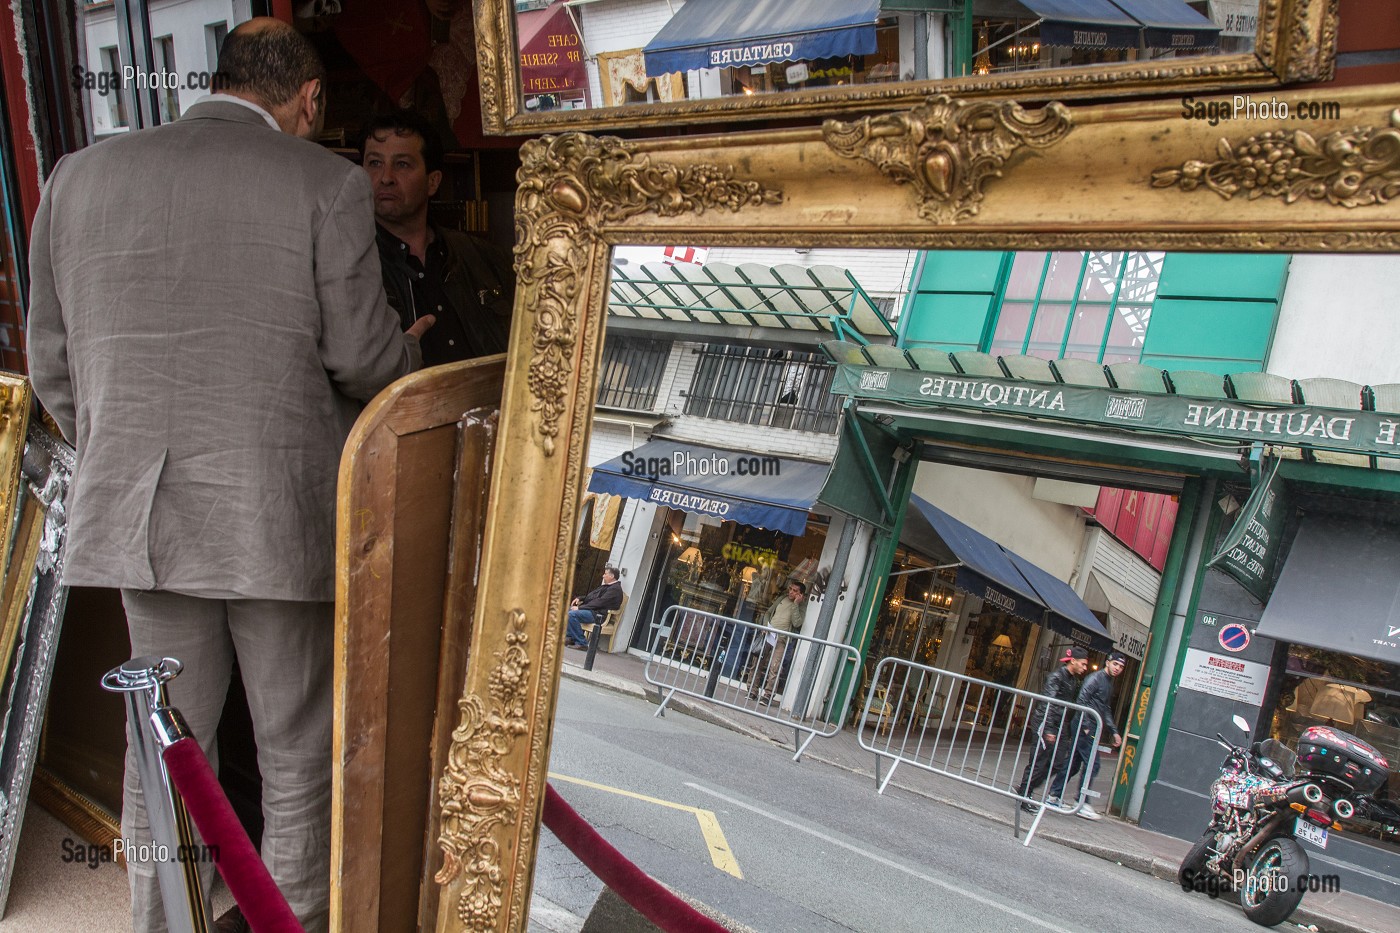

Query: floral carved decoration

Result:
[435,609,531,929]
[1151,108,1400,208]
[821,95,1073,224]
[514,134,782,455]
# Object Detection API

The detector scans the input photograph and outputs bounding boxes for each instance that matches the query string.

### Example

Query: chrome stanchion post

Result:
[102,656,210,933]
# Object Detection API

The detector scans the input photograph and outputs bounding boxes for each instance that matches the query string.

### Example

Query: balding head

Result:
[214,18,326,136]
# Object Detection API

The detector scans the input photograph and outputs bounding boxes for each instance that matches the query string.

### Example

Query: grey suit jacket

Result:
[26,101,421,601]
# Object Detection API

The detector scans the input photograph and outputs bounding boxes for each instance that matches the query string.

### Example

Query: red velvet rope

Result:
[542,783,729,933]
[160,737,305,933]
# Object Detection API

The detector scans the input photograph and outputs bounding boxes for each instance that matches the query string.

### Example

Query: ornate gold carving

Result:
[822,96,1073,224]
[1151,109,1400,207]
[514,135,782,454]
[435,609,531,929]
[473,1,506,133]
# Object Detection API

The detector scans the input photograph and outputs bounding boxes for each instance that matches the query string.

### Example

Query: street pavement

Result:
[536,649,1399,933]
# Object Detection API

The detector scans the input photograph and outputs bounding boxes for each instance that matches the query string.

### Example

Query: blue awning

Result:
[1003,550,1114,650]
[907,497,1112,649]
[643,0,882,77]
[910,498,1045,625]
[587,438,829,536]
[1017,0,1141,48]
[1109,0,1220,49]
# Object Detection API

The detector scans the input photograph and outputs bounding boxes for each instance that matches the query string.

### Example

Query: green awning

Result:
[608,261,896,342]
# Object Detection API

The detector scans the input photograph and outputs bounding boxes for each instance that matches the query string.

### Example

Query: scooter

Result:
[1177,714,1389,926]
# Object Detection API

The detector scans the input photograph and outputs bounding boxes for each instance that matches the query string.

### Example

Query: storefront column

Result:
[828,444,919,720]
[791,514,860,717]
[1121,476,1216,819]
[608,499,659,647]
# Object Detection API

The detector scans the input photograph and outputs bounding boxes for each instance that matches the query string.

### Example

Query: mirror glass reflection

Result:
[514,0,1260,114]
[539,245,1400,924]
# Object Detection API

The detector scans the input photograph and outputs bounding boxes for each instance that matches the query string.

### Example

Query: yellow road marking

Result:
[548,772,742,878]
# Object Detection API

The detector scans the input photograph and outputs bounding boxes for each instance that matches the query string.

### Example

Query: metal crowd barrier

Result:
[642,605,860,761]
[857,656,1103,845]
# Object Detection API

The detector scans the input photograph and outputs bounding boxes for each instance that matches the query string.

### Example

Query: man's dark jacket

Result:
[1034,665,1083,735]
[577,581,624,616]
[1076,669,1120,739]
[378,225,514,359]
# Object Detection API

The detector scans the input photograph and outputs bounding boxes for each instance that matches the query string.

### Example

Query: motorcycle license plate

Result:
[1295,817,1329,849]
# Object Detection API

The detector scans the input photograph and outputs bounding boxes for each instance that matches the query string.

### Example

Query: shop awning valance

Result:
[1256,514,1400,666]
[1014,0,1142,48]
[587,438,829,536]
[1110,0,1220,48]
[643,0,882,77]
[905,498,1112,648]
[518,2,588,97]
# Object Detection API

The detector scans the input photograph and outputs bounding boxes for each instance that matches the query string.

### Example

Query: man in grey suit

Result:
[26,18,430,933]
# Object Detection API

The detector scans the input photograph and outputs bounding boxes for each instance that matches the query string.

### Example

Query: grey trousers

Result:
[120,590,333,933]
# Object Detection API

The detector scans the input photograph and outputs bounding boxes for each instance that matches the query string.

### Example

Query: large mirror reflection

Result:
[514,0,1255,115]
[537,241,1400,927]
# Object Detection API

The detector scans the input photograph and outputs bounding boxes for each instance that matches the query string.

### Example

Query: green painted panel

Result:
[902,293,996,350]
[916,250,1006,291]
[1141,298,1278,370]
[1157,253,1290,301]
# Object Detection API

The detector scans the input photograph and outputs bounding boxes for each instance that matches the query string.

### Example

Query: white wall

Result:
[577,0,686,106]
[1269,254,1400,384]
[80,0,239,134]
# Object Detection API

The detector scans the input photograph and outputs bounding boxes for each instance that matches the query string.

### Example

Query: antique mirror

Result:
[479,0,1337,134]
[0,410,75,917]
[434,83,1400,931]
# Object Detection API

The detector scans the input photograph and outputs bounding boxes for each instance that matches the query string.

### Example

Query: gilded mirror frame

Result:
[435,83,1400,931]
[476,0,1339,135]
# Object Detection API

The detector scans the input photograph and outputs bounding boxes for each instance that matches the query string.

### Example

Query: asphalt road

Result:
[535,678,1272,933]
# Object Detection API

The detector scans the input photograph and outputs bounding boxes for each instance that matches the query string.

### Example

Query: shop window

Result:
[630,510,828,661]
[100,46,129,129]
[596,335,671,411]
[154,35,179,123]
[989,251,1163,364]
[205,21,228,71]
[685,344,842,434]
[1268,644,1400,854]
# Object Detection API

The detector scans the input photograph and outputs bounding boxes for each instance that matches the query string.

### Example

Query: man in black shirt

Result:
[1015,646,1090,812]
[362,110,514,366]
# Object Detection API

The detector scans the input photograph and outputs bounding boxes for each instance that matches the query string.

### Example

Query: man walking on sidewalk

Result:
[1052,650,1127,820]
[1016,647,1089,812]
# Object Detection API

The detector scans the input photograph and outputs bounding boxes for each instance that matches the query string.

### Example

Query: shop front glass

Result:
[1268,643,1400,854]
[630,508,827,655]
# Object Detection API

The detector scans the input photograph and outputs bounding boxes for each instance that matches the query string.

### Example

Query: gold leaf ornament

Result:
[514,135,781,454]
[821,95,1074,224]
[435,610,531,929]
[1151,108,1400,207]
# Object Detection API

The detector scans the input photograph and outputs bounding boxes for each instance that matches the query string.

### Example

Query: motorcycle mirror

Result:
[1232,714,1251,734]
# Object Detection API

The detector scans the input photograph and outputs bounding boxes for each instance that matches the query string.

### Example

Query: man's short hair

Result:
[788,580,807,596]
[603,565,619,580]
[363,110,445,175]
[214,22,325,109]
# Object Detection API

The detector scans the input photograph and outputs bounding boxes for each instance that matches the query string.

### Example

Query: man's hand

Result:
[1044,732,1056,743]
[406,314,436,340]
[1112,734,1122,748]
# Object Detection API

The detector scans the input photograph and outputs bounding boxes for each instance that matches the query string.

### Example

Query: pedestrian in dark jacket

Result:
[565,567,625,648]
[1016,647,1089,812]
[1052,650,1128,819]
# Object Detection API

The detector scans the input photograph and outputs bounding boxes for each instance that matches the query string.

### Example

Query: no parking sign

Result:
[1219,623,1252,653]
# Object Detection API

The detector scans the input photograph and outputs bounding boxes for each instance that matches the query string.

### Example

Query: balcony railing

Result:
[684,344,841,434]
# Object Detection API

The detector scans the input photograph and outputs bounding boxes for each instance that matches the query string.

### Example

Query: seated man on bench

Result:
[566,566,624,649]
